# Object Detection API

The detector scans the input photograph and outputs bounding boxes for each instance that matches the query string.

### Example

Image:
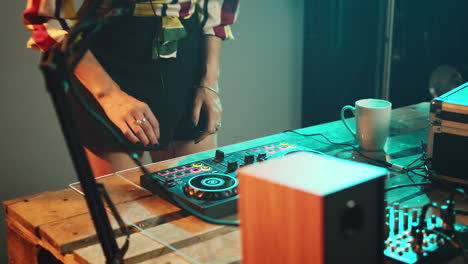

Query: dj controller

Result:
[140,142,323,218]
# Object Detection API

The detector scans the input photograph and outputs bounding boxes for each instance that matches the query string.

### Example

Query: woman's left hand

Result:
[192,86,222,144]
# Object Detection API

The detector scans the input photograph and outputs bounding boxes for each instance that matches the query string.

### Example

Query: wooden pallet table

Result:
[4,102,467,263]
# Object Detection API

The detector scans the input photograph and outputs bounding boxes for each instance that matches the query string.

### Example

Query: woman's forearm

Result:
[74,50,120,100]
[199,35,222,90]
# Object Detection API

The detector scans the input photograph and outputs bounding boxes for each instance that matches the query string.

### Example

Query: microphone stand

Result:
[40,45,124,264]
[38,2,134,262]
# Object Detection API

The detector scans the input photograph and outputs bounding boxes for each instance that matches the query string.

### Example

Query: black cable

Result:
[445,192,468,263]
[283,130,391,166]
[384,183,433,192]
[424,228,461,250]
[405,170,417,184]
[148,0,157,16]
[454,209,468,216]
[405,156,424,170]
[286,130,468,200]
[454,231,468,262]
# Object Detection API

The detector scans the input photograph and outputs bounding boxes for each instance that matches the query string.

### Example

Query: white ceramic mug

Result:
[340,99,392,151]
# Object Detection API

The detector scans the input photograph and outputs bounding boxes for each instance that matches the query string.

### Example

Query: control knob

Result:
[227,160,238,172]
[214,150,225,163]
[244,154,255,165]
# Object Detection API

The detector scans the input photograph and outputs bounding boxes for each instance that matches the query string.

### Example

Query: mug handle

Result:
[340,105,356,139]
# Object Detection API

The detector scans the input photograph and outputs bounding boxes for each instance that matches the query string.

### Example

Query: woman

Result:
[23,0,239,176]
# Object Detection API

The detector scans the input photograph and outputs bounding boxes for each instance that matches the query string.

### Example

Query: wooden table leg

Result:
[6,219,40,264]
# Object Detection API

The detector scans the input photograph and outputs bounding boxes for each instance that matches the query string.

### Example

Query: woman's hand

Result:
[97,88,160,147]
[192,86,222,144]
[74,50,160,147]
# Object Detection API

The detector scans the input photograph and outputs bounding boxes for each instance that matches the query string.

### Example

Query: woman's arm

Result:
[192,0,240,143]
[192,35,223,143]
[23,0,160,147]
[74,50,160,147]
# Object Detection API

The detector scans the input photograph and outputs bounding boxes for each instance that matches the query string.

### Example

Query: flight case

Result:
[427,82,468,184]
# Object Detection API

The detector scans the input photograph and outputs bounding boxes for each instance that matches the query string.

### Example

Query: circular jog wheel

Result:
[184,173,238,200]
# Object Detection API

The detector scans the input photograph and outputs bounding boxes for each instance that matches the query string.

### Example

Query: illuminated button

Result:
[190,167,202,173]
[385,239,392,246]
[288,145,298,148]
[167,168,177,173]
[165,175,176,180]
[175,167,186,171]
[201,166,211,171]
[182,165,192,169]
[266,149,276,154]
[264,145,275,149]
[422,240,429,247]
[157,171,169,176]
[279,142,289,146]
[192,162,203,168]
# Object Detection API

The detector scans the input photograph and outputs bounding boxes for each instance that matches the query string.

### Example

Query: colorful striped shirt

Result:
[23,0,240,52]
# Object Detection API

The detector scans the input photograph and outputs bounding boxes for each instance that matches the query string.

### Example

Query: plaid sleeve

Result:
[23,0,77,51]
[197,0,240,40]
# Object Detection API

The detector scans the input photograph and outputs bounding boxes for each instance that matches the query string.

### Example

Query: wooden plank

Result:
[39,196,182,254]
[141,231,241,264]
[6,219,41,264]
[6,218,78,264]
[70,173,151,204]
[3,193,42,208]
[138,252,191,264]
[73,216,238,264]
[5,174,152,238]
[390,102,430,135]
[4,189,89,235]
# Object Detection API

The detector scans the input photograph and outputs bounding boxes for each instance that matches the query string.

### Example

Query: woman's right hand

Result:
[97,88,160,147]
[74,50,160,147]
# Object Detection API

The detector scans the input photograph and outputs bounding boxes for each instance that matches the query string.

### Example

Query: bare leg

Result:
[84,147,144,177]
[150,134,218,162]
[84,134,217,176]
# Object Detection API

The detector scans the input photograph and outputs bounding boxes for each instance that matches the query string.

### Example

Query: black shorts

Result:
[70,14,204,152]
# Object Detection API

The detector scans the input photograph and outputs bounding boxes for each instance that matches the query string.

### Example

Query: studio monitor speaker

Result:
[237,152,386,264]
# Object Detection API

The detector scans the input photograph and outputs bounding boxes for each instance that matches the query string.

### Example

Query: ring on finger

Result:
[135,117,147,125]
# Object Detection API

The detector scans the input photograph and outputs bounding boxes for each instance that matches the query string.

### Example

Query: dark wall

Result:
[302,0,468,126]
[302,0,386,126]
[390,0,468,107]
